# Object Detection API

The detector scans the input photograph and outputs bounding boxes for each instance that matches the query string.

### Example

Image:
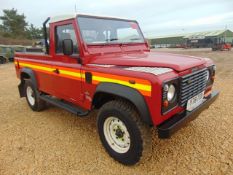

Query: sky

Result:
[0,0,233,38]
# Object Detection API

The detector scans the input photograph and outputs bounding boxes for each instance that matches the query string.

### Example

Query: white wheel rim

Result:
[26,86,35,106]
[103,116,130,153]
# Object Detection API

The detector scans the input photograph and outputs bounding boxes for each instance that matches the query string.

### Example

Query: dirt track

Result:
[0,49,233,175]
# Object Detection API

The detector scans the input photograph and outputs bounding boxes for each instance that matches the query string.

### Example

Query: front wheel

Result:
[97,100,152,165]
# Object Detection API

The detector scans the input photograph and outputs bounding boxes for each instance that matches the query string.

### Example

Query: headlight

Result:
[206,70,210,81]
[206,65,216,86]
[162,79,179,114]
[167,84,176,101]
[213,65,216,71]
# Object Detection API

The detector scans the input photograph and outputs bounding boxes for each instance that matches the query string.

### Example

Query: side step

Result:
[39,95,89,116]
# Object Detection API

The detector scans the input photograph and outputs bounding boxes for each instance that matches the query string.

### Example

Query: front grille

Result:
[180,68,207,106]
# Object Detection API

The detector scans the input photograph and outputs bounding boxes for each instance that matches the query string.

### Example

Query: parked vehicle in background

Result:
[0,45,11,64]
[212,37,232,51]
[14,14,219,165]
[0,45,26,63]
[0,55,7,64]
[25,46,43,53]
[10,45,27,62]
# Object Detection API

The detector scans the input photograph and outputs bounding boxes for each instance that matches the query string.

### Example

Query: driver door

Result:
[51,21,83,105]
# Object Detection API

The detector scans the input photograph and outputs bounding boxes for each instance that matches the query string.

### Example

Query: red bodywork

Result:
[14,17,214,126]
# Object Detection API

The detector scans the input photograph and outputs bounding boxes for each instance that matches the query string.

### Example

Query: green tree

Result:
[26,24,43,39]
[0,24,3,33]
[0,8,28,38]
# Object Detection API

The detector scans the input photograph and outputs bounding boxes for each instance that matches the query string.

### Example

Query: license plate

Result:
[186,92,204,111]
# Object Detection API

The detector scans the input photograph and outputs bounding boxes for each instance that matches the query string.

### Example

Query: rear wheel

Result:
[97,100,152,165]
[24,80,46,111]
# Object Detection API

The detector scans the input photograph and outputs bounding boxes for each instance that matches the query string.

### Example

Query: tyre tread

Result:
[98,99,152,165]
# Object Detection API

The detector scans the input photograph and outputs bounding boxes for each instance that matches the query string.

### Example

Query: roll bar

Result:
[43,17,50,54]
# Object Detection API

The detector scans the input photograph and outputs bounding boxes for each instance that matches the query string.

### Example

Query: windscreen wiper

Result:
[130,38,141,41]
[106,38,118,42]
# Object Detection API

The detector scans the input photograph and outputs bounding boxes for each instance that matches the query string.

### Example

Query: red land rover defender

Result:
[14,14,219,165]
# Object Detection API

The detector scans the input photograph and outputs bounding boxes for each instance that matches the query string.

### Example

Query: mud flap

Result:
[18,81,25,97]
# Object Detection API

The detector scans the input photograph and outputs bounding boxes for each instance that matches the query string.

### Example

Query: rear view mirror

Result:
[62,39,73,56]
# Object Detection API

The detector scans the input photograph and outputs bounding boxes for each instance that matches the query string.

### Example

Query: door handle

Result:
[53,68,60,74]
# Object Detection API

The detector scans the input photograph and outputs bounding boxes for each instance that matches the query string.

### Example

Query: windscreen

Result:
[77,16,145,44]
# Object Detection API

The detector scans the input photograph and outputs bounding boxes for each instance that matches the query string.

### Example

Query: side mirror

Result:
[62,39,73,56]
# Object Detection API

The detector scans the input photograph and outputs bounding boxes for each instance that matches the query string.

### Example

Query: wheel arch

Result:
[92,83,153,126]
[18,68,37,97]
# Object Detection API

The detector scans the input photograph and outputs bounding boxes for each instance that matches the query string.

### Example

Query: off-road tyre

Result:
[97,100,152,165]
[24,80,46,111]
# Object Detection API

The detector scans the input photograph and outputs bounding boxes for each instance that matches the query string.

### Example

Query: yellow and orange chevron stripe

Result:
[15,60,152,96]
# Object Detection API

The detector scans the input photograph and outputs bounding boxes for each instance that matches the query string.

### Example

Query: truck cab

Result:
[14,14,219,165]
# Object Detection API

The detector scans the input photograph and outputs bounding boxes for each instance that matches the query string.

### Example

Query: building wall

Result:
[225,37,233,43]
[214,30,233,43]
[150,36,185,47]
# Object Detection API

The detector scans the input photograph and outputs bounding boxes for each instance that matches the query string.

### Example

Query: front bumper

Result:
[157,90,219,139]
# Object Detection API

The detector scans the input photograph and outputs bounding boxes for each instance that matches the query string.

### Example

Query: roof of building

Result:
[183,29,231,38]
[149,29,233,40]
[49,13,135,23]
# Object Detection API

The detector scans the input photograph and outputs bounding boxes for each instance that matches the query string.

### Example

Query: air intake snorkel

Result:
[43,17,50,54]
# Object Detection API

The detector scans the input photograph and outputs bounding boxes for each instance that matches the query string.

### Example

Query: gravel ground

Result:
[0,49,233,175]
